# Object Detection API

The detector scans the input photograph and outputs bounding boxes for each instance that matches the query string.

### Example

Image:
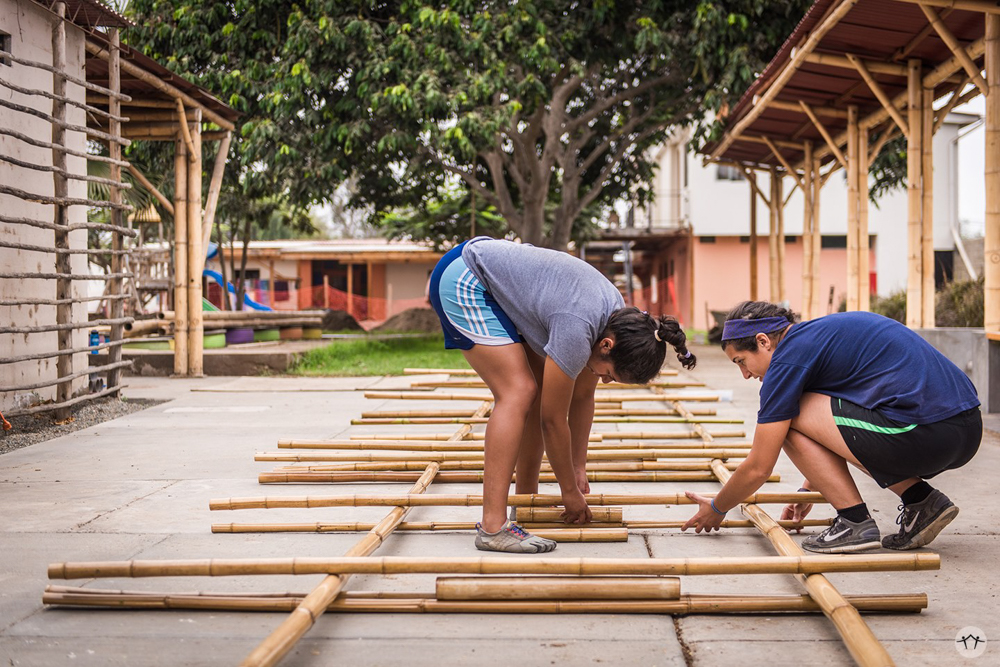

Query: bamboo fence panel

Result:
[435,576,681,601]
[0,7,132,419]
[42,586,925,615]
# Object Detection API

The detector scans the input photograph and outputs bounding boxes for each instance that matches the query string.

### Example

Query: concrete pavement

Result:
[1,344,997,666]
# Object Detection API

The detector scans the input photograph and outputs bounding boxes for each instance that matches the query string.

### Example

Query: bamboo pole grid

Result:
[43,368,936,667]
[0,9,133,419]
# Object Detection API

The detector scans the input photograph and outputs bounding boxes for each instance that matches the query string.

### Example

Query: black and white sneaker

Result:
[801,515,881,554]
[882,489,959,550]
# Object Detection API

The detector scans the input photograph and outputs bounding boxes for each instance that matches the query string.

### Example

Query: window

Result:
[715,164,744,181]
[699,236,716,244]
[821,235,847,249]
[1,32,11,67]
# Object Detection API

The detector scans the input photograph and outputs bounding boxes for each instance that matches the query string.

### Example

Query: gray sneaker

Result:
[882,489,959,550]
[475,520,557,554]
[802,515,881,554]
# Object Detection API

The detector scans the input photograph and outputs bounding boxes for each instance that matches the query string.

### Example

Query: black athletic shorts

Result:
[831,397,982,488]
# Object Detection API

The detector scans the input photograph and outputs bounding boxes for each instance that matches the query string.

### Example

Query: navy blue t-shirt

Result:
[757,312,979,424]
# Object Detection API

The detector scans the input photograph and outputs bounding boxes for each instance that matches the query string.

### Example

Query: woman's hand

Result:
[575,467,591,495]
[560,489,593,525]
[780,502,813,533]
[681,491,725,533]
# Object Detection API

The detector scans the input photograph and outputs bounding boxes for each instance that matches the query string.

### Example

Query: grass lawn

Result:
[289,334,471,376]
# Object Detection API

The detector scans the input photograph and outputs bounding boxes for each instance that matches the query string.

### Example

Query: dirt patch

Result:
[322,309,364,331]
[373,307,442,333]
[0,396,165,455]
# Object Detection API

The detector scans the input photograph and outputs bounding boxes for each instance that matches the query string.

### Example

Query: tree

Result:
[127,1,810,249]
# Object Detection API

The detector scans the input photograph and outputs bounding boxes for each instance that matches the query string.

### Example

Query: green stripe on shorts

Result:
[833,416,918,435]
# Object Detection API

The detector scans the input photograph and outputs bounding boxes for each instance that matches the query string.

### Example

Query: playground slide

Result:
[202,269,272,311]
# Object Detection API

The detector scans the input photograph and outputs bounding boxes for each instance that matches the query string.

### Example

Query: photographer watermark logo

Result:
[955,626,987,659]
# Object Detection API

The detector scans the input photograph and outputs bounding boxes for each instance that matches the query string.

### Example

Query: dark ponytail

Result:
[603,307,697,384]
[721,300,796,352]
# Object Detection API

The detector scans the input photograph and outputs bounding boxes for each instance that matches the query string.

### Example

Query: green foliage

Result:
[870,290,907,324]
[868,134,907,206]
[289,334,470,376]
[125,1,809,249]
[936,278,984,327]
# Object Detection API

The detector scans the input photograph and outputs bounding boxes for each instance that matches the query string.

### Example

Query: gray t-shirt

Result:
[462,237,625,378]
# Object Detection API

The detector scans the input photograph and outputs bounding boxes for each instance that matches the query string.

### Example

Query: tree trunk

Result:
[216,215,229,311]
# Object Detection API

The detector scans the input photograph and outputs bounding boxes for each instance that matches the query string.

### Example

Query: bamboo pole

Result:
[847,55,910,138]
[256,470,775,484]
[802,141,814,319]
[812,155,823,316]
[922,87,935,327]
[211,518,833,534]
[777,170,786,302]
[919,4,989,95]
[516,507,623,523]
[907,59,924,329]
[893,0,1000,13]
[769,166,780,301]
[351,416,741,426]
[47,553,940,580]
[275,440,749,451]
[408,380,705,390]
[750,175,759,300]
[272,460,751,473]
[800,101,849,168]
[847,105,860,312]
[187,112,204,376]
[436,577,681,601]
[859,122,871,312]
[363,391,720,403]
[403,368,480,375]
[710,460,896,667]
[173,134,189,375]
[987,15,1000,334]
[127,165,174,216]
[209,491,827,511]
[50,3,72,421]
[41,586,927,615]
[201,131,232,253]
[359,407,717,418]
[708,0,862,159]
[254,448,756,463]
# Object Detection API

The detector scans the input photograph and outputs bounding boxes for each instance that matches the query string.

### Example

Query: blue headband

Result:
[721,316,790,341]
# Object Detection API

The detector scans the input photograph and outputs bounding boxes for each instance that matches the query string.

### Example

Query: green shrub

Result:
[871,290,906,324]
[935,277,984,327]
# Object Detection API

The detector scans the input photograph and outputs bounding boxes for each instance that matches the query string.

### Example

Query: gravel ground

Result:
[0,397,165,456]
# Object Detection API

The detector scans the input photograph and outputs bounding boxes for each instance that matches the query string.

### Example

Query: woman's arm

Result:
[682,420,790,532]
[540,357,592,524]
[568,369,600,493]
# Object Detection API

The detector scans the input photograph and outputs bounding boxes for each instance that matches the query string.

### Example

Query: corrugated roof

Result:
[703,0,988,168]
[33,0,132,29]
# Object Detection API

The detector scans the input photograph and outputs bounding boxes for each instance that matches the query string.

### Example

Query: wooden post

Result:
[50,3,72,418]
[187,111,204,376]
[346,263,354,317]
[268,259,276,309]
[801,142,814,319]
[749,178,758,301]
[922,87,935,327]
[201,131,232,254]
[769,167,779,301]
[858,123,871,312]
[987,15,1000,333]
[776,173,786,303]
[907,60,924,328]
[323,274,330,309]
[812,157,823,317]
[173,134,189,375]
[107,29,125,394]
[847,105,860,312]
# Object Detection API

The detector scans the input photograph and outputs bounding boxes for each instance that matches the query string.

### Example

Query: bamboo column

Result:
[173,133,189,375]
[107,29,125,394]
[750,178,758,300]
[769,167,780,301]
[858,122,871,312]
[777,172,786,303]
[847,105,860,312]
[922,87,935,327]
[187,109,204,376]
[907,59,924,328]
[988,15,1000,333]
[50,3,72,419]
[710,461,896,667]
[811,156,823,316]
[801,141,814,319]
[346,263,354,317]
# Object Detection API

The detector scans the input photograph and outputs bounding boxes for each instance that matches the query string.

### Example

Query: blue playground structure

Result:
[203,242,272,311]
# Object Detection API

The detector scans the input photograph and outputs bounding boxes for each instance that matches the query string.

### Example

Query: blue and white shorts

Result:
[429,241,522,350]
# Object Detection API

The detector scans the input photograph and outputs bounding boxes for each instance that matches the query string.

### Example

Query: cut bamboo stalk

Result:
[274,440,751,452]
[847,105,860,312]
[359,407,717,418]
[350,416,742,425]
[516,507,623,523]
[400,368,679,378]
[256,470,778,484]
[271,460,750,474]
[47,552,940,580]
[363,391,719,403]
[859,122,871,313]
[208,491,827,511]
[709,460,896,667]
[254,448,757,463]
[41,586,927,615]
[187,111,204,376]
[210,518,833,534]
[769,166,780,301]
[436,576,680,601]
[811,155,822,316]
[212,525,627,542]
[987,15,1000,334]
[922,86,935,327]
[590,430,746,440]
[907,59,924,328]
[802,140,814,319]
[408,380,704,389]
[172,132,189,375]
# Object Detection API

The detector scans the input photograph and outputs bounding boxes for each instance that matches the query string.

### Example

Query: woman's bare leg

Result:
[515,344,546,495]
[461,343,537,532]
